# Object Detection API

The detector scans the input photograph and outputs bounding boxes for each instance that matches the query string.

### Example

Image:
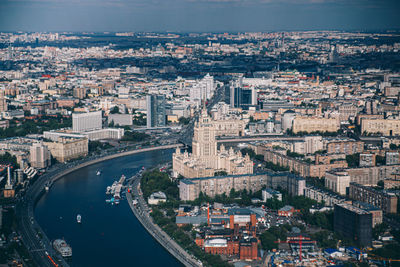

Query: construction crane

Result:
[367,251,400,265]
[275,235,317,262]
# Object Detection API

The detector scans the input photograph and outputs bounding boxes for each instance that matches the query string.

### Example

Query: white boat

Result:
[96,170,101,176]
[77,214,81,224]
[53,239,72,257]
[238,143,248,148]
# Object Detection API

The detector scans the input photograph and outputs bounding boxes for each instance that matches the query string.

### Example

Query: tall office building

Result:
[72,111,102,132]
[230,86,257,109]
[29,142,51,169]
[146,95,166,128]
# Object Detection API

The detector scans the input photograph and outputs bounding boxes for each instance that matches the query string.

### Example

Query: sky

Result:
[0,0,399,32]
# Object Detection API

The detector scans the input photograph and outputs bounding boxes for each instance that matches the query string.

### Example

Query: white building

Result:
[325,170,351,195]
[262,188,282,202]
[72,111,102,133]
[29,142,51,169]
[108,113,132,126]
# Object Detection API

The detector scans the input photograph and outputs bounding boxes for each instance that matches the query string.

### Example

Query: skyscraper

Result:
[146,95,166,128]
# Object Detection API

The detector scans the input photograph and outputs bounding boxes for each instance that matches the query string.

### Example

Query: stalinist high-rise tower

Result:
[173,106,253,179]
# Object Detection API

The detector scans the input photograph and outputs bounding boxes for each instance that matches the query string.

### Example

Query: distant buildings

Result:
[146,94,166,128]
[292,117,340,134]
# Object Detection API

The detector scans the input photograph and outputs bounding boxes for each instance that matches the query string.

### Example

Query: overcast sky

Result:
[0,0,399,32]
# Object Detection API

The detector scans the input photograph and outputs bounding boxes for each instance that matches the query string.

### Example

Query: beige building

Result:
[361,119,400,136]
[325,170,351,195]
[179,172,305,201]
[73,87,87,99]
[173,108,253,178]
[263,149,347,178]
[326,139,364,155]
[292,117,340,133]
[44,137,88,163]
[0,90,7,113]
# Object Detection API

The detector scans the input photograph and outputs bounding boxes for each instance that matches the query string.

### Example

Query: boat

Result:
[44,180,53,192]
[77,214,81,224]
[53,239,72,257]
[96,170,101,176]
[238,143,248,148]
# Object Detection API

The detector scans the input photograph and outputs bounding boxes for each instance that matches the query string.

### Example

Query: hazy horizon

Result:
[0,0,400,32]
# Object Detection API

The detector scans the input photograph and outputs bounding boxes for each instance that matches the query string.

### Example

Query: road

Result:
[179,83,226,146]
[16,143,182,267]
[126,172,201,267]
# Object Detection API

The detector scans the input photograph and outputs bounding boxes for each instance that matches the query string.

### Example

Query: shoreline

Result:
[18,144,182,267]
[126,172,201,267]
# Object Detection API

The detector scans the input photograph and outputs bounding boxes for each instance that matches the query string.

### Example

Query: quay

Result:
[126,173,201,267]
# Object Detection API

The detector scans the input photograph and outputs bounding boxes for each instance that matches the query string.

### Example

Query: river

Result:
[34,149,182,267]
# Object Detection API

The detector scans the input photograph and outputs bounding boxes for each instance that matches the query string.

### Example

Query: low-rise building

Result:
[148,191,167,205]
[262,188,282,202]
[44,137,88,163]
[292,117,339,134]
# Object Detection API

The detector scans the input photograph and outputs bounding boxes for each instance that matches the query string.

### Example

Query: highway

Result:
[126,172,201,267]
[16,143,182,267]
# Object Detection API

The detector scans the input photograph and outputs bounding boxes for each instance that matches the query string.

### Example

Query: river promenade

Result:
[17,143,182,267]
[126,172,201,267]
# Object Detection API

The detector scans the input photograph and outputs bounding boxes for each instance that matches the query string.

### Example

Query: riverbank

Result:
[126,172,201,267]
[17,144,182,267]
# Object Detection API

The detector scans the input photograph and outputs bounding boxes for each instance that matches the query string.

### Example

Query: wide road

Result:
[126,172,201,267]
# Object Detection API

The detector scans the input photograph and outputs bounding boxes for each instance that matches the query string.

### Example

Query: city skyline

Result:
[1,0,400,32]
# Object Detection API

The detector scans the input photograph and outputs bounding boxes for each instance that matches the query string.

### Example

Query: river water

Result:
[35,149,182,267]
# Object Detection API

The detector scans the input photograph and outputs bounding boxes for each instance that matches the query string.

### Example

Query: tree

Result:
[376,155,386,165]
[345,153,360,168]
[240,148,256,159]
[110,106,120,114]
[178,117,190,125]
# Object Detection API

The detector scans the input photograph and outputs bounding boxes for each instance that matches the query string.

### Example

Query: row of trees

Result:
[141,170,179,201]
[0,115,71,138]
